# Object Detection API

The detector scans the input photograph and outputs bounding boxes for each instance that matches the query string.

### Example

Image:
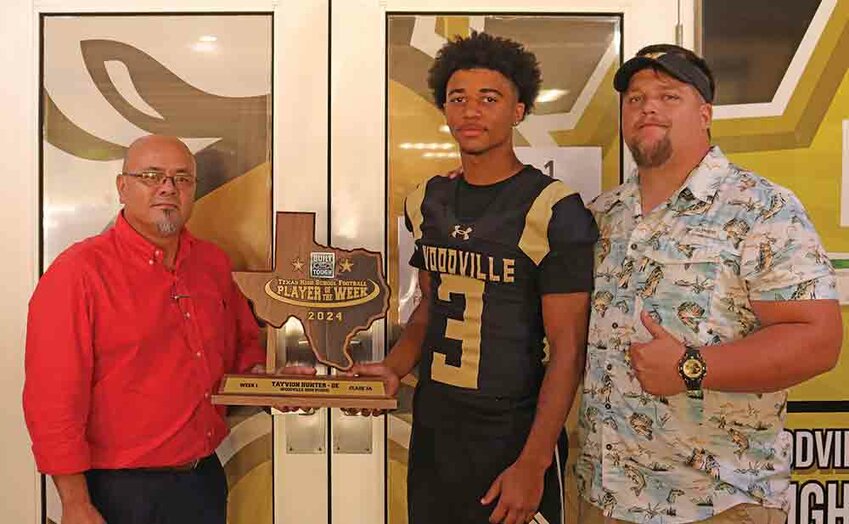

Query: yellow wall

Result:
[715,3,849,402]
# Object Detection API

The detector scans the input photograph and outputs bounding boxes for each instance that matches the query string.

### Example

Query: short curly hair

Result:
[427,31,542,116]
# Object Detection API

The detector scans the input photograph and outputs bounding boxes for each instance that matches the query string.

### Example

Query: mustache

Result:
[636,118,670,128]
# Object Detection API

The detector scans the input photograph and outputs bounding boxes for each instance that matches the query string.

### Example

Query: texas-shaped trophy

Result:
[212,212,395,410]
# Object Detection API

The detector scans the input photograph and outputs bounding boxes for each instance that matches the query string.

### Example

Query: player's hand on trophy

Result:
[339,361,400,417]
[481,459,545,524]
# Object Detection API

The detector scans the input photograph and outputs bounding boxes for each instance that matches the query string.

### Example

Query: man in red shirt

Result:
[23,135,309,524]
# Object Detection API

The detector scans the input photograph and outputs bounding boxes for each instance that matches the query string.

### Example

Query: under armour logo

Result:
[529,513,549,524]
[451,225,473,240]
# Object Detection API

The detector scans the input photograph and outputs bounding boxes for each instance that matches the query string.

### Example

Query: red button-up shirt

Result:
[23,213,265,475]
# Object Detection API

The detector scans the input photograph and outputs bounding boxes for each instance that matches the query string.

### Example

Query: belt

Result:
[137,457,204,473]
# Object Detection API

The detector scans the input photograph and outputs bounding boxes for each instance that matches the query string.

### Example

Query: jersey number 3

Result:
[432,274,484,389]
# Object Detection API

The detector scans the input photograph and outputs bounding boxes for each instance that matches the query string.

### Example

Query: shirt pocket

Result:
[193,287,229,324]
[591,234,632,333]
[193,289,236,371]
[638,242,721,342]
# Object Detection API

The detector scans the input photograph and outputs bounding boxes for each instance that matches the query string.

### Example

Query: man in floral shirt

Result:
[576,44,843,523]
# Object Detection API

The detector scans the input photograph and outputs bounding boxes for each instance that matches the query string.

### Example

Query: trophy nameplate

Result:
[212,212,395,410]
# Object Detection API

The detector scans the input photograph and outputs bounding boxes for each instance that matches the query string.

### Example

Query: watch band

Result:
[677,345,707,398]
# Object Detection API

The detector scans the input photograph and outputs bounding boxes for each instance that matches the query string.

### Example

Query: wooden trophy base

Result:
[212,373,397,410]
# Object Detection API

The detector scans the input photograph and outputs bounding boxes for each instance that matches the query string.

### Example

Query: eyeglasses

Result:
[121,171,197,188]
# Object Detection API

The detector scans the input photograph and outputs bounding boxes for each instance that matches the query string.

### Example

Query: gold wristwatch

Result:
[677,345,706,399]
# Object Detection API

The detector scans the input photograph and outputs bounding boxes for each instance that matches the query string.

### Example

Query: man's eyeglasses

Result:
[121,171,197,188]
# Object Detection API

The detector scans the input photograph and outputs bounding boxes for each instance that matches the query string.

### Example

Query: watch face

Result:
[682,358,704,379]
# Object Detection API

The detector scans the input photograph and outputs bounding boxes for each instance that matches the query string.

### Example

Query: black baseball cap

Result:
[613,50,714,103]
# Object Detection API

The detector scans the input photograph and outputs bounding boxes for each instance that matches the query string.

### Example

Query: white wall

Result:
[0,0,40,521]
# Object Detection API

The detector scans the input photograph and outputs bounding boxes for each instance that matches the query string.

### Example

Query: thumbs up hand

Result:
[628,310,687,396]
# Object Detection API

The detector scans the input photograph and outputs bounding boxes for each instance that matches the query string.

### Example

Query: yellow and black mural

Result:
[707,1,849,520]
[41,14,273,524]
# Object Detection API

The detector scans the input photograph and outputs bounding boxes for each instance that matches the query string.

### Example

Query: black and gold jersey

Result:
[404,166,598,400]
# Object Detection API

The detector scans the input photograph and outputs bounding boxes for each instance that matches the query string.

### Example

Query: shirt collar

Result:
[625,145,729,206]
[114,211,195,266]
[618,177,641,204]
[678,146,729,203]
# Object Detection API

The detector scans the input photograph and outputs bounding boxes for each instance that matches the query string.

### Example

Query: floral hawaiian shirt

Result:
[575,146,837,522]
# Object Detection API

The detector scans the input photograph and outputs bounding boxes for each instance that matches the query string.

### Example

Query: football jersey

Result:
[404,166,597,401]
